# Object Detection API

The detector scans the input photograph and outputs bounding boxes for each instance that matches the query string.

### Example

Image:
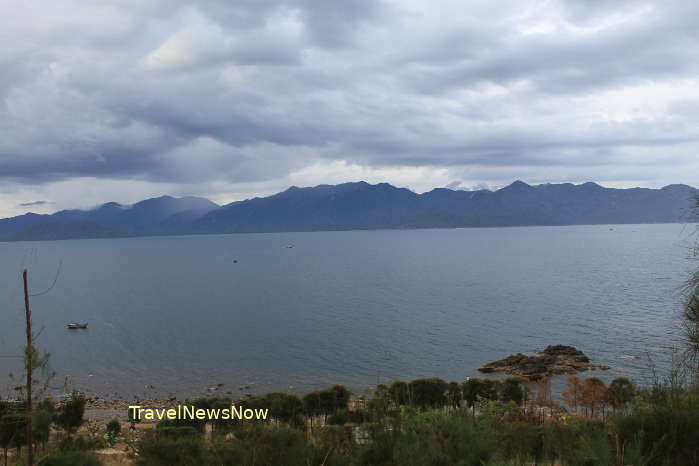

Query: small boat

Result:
[67,322,88,329]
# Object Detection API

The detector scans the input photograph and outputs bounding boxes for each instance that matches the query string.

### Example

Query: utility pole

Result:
[23,269,33,466]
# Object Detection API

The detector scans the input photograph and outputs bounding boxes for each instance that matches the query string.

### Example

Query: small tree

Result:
[106,419,121,446]
[0,413,27,463]
[32,400,54,448]
[499,377,524,405]
[608,378,635,411]
[388,381,410,407]
[257,393,304,427]
[56,392,86,433]
[562,375,583,414]
[580,378,608,419]
[408,378,447,409]
[446,382,462,409]
[462,379,486,416]
[532,376,553,407]
[302,391,322,429]
[317,385,351,421]
[328,385,351,413]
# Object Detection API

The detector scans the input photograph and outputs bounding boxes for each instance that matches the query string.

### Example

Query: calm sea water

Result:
[0,224,695,400]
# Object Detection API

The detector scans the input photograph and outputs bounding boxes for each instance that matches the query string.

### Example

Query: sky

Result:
[1,0,698,217]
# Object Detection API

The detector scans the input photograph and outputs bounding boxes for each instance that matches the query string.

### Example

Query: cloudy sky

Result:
[1,0,698,217]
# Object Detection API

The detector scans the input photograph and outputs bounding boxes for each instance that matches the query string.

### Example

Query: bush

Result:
[55,432,107,452]
[613,387,699,466]
[447,382,462,408]
[137,429,208,466]
[33,407,53,445]
[500,378,525,405]
[106,418,120,436]
[0,413,27,451]
[327,408,370,425]
[39,451,103,466]
[56,392,86,433]
[105,418,121,445]
[210,424,327,466]
[494,421,543,462]
[541,418,610,465]
[155,425,201,439]
[391,411,496,466]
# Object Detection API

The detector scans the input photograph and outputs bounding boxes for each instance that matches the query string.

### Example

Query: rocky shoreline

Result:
[13,346,610,421]
[477,345,609,380]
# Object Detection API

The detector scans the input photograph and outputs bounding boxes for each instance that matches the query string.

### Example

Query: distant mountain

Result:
[0,195,218,241]
[192,181,697,233]
[1,182,696,241]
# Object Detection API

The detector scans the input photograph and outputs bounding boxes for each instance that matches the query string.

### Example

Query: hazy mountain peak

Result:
[501,180,532,191]
[661,183,694,191]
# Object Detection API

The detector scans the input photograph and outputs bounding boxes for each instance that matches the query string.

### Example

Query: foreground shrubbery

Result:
[135,376,698,466]
[1,375,697,465]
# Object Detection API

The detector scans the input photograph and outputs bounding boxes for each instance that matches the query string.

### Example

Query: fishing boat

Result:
[67,322,88,329]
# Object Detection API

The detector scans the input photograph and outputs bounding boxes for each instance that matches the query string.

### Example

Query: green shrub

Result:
[56,392,86,433]
[608,377,635,410]
[55,432,107,451]
[33,407,53,446]
[391,411,496,466]
[541,419,610,465]
[327,408,370,425]
[463,378,501,413]
[447,382,462,408]
[613,387,699,466]
[39,451,103,466]
[105,419,121,446]
[155,425,201,439]
[495,421,543,462]
[211,424,326,466]
[137,429,207,466]
[500,378,525,405]
[0,413,27,450]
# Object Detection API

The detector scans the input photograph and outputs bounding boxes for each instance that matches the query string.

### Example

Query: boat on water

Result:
[67,322,88,329]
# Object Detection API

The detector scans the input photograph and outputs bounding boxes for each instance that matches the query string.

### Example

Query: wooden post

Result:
[23,269,33,466]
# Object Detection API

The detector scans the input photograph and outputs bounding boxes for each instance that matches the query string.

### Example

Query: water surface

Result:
[0,224,695,399]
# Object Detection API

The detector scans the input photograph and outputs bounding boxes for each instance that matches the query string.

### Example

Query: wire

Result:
[29,259,63,297]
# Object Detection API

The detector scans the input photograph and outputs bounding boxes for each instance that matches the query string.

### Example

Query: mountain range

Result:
[1,181,696,241]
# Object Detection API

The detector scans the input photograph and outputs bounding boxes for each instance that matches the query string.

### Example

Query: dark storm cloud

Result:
[17,201,51,207]
[0,0,697,191]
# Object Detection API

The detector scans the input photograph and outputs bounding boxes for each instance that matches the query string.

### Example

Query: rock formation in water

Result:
[477,345,609,380]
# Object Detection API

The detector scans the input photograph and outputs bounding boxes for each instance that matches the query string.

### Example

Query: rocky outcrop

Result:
[477,345,609,380]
